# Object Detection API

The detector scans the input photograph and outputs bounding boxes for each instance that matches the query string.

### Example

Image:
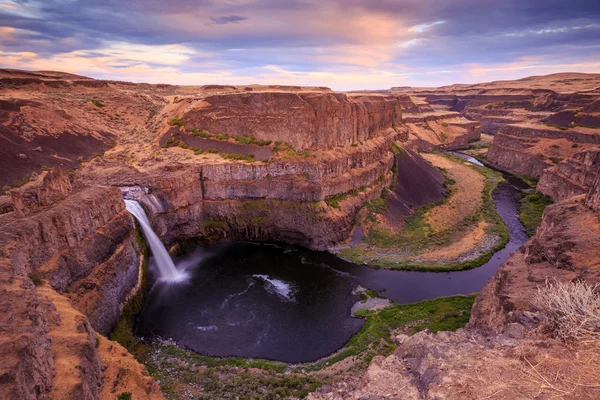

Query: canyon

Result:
[0,69,599,399]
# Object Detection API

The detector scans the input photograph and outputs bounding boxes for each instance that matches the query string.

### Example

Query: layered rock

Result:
[537,147,600,201]
[0,171,158,399]
[486,124,600,178]
[113,132,398,250]
[172,92,404,150]
[402,112,480,151]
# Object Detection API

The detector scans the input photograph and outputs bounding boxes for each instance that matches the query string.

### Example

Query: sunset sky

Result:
[1,0,599,90]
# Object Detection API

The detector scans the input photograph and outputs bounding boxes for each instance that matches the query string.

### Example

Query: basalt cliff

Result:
[1,70,599,399]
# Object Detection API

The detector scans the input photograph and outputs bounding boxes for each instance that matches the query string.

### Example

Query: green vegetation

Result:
[233,135,272,146]
[515,174,539,188]
[215,134,231,140]
[519,193,553,237]
[235,135,254,144]
[191,128,212,138]
[572,143,579,148]
[161,137,256,162]
[439,132,448,143]
[221,153,255,162]
[201,220,229,230]
[117,393,132,400]
[391,141,405,155]
[549,156,562,164]
[2,173,32,193]
[344,153,510,272]
[90,99,104,108]
[28,273,44,286]
[324,193,346,210]
[365,196,387,215]
[170,115,183,127]
[110,223,149,356]
[302,295,475,371]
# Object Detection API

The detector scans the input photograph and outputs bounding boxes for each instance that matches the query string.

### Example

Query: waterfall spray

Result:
[125,199,187,282]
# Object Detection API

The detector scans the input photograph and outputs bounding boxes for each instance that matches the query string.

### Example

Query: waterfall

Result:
[124,200,187,282]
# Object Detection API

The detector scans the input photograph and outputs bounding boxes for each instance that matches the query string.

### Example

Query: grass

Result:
[346,153,510,272]
[301,294,476,372]
[519,193,553,237]
[161,137,256,162]
[90,99,104,108]
[516,175,539,188]
[549,156,562,164]
[191,128,212,138]
[136,294,475,398]
[170,115,183,127]
[28,273,44,286]
[221,153,255,162]
[2,173,33,192]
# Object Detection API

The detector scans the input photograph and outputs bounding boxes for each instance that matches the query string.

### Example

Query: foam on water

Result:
[252,274,297,302]
[196,325,218,331]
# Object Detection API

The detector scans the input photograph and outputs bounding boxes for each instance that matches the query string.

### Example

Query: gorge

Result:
[1,69,599,399]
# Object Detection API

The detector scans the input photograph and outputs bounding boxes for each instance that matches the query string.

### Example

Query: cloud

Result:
[207,15,248,25]
[0,0,599,89]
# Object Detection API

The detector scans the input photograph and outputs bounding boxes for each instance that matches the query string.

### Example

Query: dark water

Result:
[136,155,529,362]
[136,243,364,363]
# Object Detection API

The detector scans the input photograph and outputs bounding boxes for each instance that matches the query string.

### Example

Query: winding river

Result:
[135,153,529,362]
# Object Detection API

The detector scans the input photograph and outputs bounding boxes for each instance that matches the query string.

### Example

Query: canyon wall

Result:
[113,131,398,250]
[0,169,157,399]
[172,92,404,150]
[486,124,600,178]
[537,147,600,201]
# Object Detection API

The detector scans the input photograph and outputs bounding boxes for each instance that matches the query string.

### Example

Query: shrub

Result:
[256,139,272,146]
[206,148,218,153]
[533,279,600,341]
[235,135,253,145]
[215,134,230,140]
[221,153,254,162]
[28,273,44,286]
[117,393,132,400]
[191,128,211,138]
[90,99,104,108]
[549,156,562,164]
[572,143,579,148]
[170,115,183,127]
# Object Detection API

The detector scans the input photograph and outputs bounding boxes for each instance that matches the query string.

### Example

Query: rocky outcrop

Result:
[587,174,600,214]
[471,195,600,331]
[486,124,600,178]
[174,92,404,150]
[0,171,159,399]
[537,147,600,201]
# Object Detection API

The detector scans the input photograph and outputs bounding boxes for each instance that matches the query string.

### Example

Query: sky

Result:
[0,0,599,90]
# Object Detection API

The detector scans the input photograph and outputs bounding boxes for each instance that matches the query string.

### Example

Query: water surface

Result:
[136,156,528,362]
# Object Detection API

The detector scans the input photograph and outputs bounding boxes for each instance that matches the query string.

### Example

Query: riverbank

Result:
[334,152,510,271]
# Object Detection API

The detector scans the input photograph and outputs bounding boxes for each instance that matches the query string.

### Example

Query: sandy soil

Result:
[420,220,488,260]
[421,153,484,232]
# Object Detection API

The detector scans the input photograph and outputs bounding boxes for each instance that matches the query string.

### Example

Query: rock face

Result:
[537,147,600,201]
[112,132,397,250]
[486,124,600,178]
[309,129,600,400]
[175,92,404,150]
[0,170,158,399]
